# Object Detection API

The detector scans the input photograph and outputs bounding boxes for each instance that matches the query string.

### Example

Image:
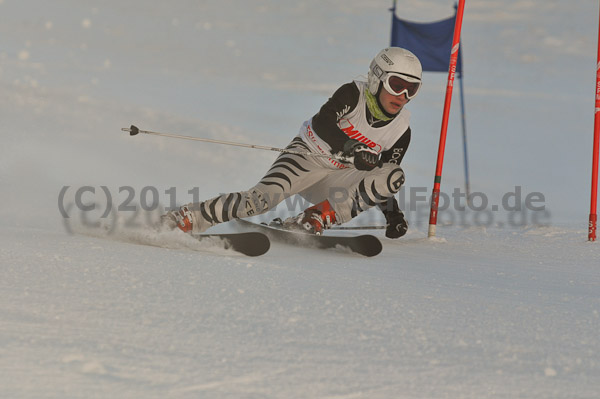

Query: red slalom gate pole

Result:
[590,2,600,241]
[428,0,466,238]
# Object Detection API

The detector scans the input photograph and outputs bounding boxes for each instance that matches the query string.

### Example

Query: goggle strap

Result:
[394,72,421,82]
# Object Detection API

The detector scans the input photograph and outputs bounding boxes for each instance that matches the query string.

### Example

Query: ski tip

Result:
[235,232,270,256]
[348,234,382,257]
[193,232,270,256]
[129,125,140,136]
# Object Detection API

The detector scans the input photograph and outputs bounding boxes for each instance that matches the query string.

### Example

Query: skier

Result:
[163,47,422,238]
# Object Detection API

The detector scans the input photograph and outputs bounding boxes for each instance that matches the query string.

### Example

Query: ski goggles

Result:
[382,73,421,99]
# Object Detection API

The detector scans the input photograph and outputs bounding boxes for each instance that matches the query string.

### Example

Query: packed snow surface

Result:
[1,1,599,398]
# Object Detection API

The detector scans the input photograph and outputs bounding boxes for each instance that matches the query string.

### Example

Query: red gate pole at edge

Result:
[590,2,600,241]
[428,0,466,238]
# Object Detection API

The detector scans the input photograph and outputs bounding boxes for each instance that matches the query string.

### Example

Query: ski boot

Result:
[161,205,193,233]
[282,200,337,235]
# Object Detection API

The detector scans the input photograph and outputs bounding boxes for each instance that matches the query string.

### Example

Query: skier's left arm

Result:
[379,127,411,165]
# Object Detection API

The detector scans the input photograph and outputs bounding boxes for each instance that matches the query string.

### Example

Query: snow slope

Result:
[2,225,599,398]
[1,1,599,398]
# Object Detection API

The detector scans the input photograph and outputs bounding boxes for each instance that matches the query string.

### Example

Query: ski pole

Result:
[122,125,350,163]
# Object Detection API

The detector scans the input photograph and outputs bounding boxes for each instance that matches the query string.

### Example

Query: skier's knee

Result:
[379,164,405,195]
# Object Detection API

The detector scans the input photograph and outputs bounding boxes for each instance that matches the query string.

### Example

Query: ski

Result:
[192,232,270,257]
[237,219,382,257]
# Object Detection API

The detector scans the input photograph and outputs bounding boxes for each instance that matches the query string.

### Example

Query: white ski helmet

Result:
[367,47,423,97]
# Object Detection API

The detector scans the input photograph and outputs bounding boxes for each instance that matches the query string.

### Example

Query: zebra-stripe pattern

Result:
[187,137,325,232]
[258,138,312,192]
[197,192,244,225]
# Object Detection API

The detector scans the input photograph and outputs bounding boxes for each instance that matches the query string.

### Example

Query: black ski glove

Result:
[343,140,381,171]
[385,210,408,239]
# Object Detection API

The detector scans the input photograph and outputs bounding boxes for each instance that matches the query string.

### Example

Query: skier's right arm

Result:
[311,82,360,154]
